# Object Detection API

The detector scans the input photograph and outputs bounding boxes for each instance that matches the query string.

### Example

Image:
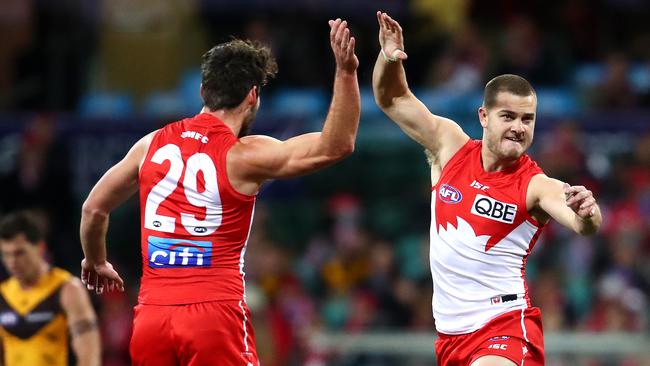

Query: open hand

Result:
[329,18,359,73]
[81,259,125,294]
[376,11,408,61]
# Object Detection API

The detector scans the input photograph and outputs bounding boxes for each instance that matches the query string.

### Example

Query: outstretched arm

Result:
[529,175,602,235]
[372,11,468,165]
[80,131,155,293]
[228,19,360,194]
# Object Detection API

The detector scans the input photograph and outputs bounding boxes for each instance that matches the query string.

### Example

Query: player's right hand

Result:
[329,18,359,73]
[376,11,408,62]
[81,258,125,294]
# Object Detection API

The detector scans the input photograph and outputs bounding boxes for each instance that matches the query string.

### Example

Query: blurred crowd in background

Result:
[0,0,649,365]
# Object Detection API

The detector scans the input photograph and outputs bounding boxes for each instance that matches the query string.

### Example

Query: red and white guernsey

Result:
[138,113,255,305]
[430,140,545,334]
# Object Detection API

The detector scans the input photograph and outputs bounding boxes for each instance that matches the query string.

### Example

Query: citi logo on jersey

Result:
[147,236,212,268]
[471,194,517,224]
[439,184,462,204]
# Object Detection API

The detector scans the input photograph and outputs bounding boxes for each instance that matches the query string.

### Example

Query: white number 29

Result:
[144,144,222,236]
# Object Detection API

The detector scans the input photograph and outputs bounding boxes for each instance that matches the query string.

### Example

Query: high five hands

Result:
[376,11,408,62]
[329,18,359,73]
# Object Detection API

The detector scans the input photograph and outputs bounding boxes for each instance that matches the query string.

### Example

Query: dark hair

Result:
[0,211,44,244]
[200,39,278,110]
[483,74,536,109]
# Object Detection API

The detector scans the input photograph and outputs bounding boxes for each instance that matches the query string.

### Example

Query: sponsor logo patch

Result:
[439,184,462,204]
[488,336,510,341]
[471,194,517,224]
[147,236,212,268]
[0,312,18,326]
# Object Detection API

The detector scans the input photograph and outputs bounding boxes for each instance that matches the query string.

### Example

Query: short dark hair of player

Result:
[483,74,536,109]
[0,211,44,244]
[200,39,278,110]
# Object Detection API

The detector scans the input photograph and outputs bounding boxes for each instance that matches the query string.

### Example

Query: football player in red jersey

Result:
[80,18,359,365]
[373,11,601,366]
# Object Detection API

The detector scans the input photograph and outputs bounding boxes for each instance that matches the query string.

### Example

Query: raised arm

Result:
[60,278,101,366]
[228,19,360,194]
[528,175,602,235]
[80,131,155,293]
[372,11,468,164]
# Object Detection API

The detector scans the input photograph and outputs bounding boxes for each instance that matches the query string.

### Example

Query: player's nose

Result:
[511,119,525,133]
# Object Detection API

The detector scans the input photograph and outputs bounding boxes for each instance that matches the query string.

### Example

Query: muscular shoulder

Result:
[229,135,280,165]
[60,278,87,304]
[237,134,281,148]
[226,135,282,195]
[528,174,564,196]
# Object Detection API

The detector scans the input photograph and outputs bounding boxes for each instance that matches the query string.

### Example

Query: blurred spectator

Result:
[530,269,568,331]
[99,291,134,366]
[0,0,33,109]
[427,23,488,92]
[592,53,640,108]
[583,272,647,332]
[0,114,75,263]
[94,0,207,100]
[494,15,565,85]
[536,121,588,183]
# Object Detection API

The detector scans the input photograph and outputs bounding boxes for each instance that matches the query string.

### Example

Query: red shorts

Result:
[130,300,259,366]
[435,307,544,366]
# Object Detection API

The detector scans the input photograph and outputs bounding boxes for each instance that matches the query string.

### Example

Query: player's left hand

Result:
[81,258,125,294]
[564,183,598,219]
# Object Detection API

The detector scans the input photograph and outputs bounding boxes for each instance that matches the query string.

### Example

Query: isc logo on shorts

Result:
[147,236,212,268]
[439,184,462,204]
[471,194,517,224]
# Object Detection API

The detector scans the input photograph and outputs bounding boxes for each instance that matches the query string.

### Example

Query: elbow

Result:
[331,139,355,160]
[81,200,109,222]
[339,139,355,158]
[374,93,393,110]
[576,218,602,236]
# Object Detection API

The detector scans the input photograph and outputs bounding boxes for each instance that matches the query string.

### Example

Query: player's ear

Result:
[246,86,258,105]
[36,240,47,256]
[199,83,205,100]
[478,106,489,128]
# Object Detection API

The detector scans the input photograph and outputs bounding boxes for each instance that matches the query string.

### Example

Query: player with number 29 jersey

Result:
[80,21,360,366]
[139,113,255,305]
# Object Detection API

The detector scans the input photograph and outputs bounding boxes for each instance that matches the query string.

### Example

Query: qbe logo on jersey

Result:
[439,184,462,204]
[147,236,212,268]
[471,194,517,224]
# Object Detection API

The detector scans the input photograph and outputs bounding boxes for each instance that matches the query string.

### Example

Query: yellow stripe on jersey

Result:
[0,267,72,366]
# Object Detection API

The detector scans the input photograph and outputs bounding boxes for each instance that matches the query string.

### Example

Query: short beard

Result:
[238,107,258,138]
[238,122,251,138]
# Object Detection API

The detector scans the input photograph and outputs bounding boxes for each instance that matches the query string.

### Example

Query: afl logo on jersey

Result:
[439,184,462,204]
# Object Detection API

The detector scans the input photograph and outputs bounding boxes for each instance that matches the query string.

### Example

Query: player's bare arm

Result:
[228,18,360,195]
[527,174,602,235]
[60,278,101,366]
[80,131,156,293]
[372,11,468,169]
